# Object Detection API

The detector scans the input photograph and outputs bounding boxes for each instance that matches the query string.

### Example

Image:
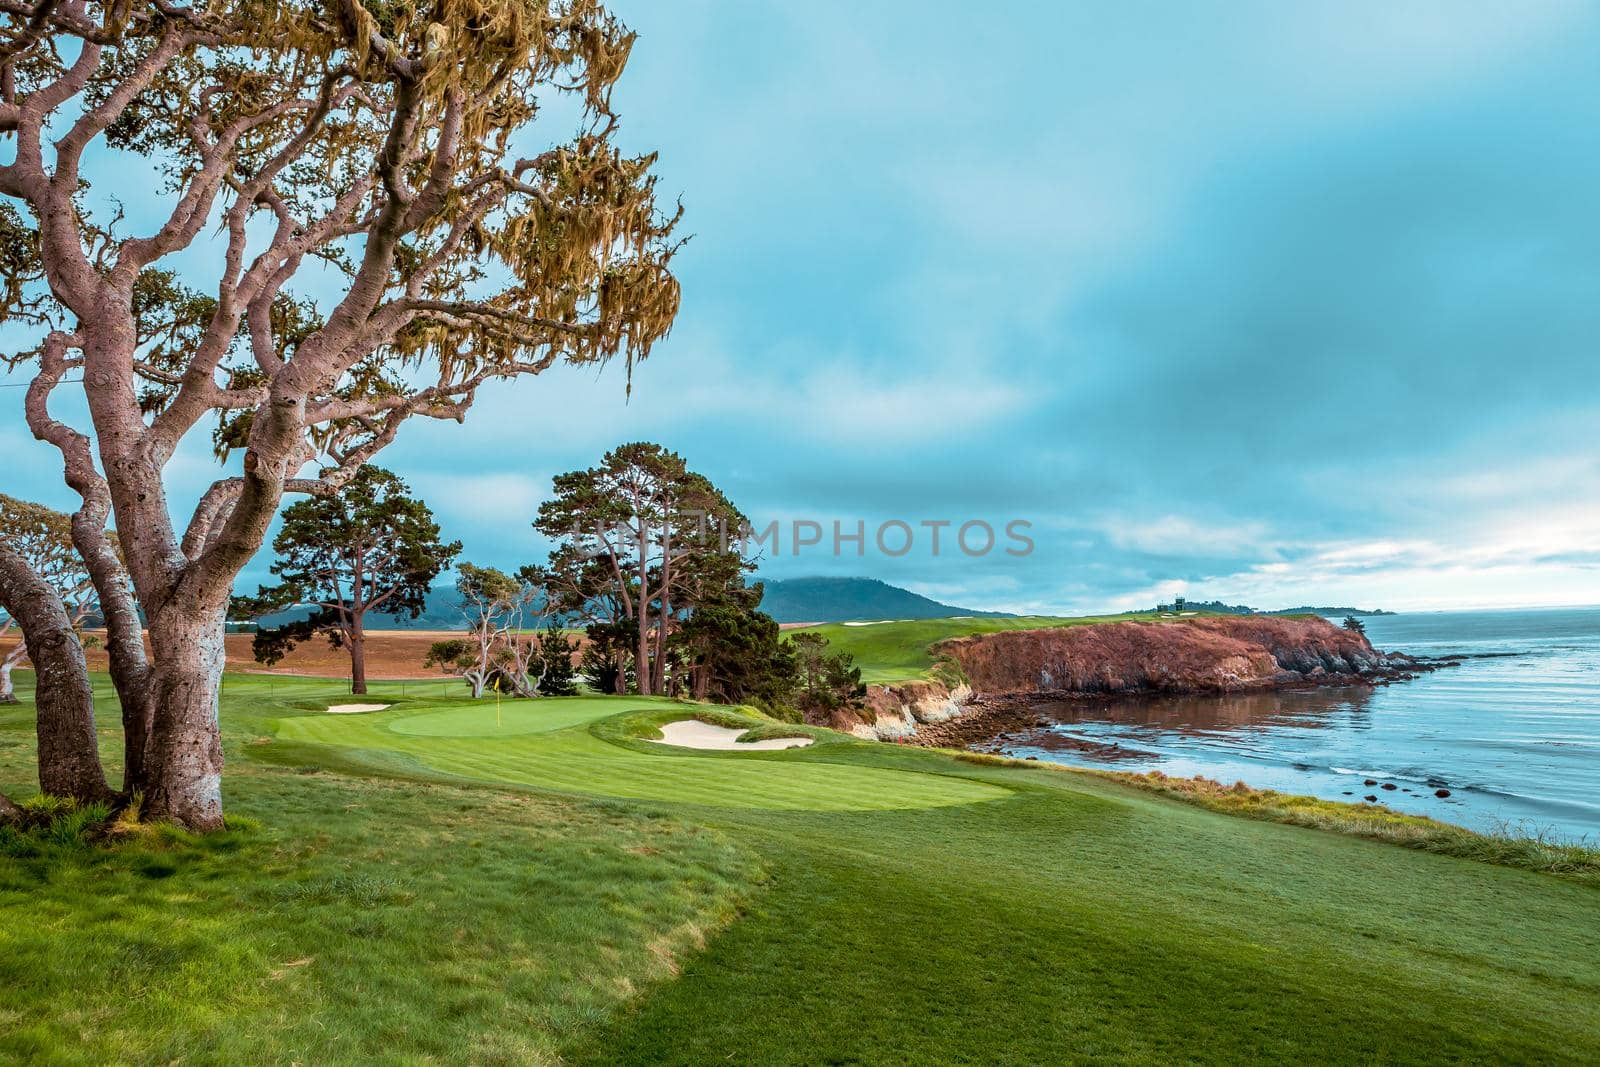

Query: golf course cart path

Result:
[650,720,814,751]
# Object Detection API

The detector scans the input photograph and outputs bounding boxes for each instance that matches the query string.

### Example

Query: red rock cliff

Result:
[934,616,1411,697]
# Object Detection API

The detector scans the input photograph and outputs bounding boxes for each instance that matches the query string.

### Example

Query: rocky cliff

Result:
[843,616,1430,742]
[841,679,975,740]
[935,616,1416,697]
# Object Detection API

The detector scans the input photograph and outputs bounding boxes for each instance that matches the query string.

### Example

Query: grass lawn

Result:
[270,696,1002,811]
[792,612,1169,683]
[3,670,1599,1064]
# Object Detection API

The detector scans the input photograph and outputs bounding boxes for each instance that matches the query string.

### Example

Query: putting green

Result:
[272,696,1007,812]
[389,701,606,737]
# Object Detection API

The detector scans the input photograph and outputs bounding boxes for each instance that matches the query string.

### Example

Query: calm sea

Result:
[993,607,1600,842]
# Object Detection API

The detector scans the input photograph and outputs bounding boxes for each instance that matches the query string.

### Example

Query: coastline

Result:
[894,660,1460,753]
[839,614,1454,744]
[891,606,1600,842]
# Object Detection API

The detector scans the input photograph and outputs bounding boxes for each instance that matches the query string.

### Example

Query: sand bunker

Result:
[325,703,391,714]
[649,720,813,751]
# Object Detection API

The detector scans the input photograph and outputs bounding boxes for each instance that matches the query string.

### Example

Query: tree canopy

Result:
[790,631,866,721]
[535,442,754,696]
[232,466,459,693]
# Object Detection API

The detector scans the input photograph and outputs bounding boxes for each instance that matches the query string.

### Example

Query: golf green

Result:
[272,696,1008,812]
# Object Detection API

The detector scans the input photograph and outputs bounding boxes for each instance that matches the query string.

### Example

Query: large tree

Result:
[0,1,679,828]
[673,583,797,709]
[232,467,459,694]
[535,443,752,695]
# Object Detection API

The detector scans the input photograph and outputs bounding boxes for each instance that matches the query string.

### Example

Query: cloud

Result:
[7,1,1600,614]
[1097,515,1275,559]
[1104,512,1600,613]
[407,472,548,527]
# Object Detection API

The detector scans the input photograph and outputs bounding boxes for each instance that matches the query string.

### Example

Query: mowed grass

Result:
[3,670,1600,1064]
[793,612,1169,683]
[573,778,1600,1065]
[0,675,758,1066]
[271,696,1005,811]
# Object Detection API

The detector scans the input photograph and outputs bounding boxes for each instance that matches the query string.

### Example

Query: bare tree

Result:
[425,563,525,699]
[0,1,680,828]
[501,564,564,697]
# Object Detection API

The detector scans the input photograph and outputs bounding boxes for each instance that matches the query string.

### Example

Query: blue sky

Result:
[5,1,1600,613]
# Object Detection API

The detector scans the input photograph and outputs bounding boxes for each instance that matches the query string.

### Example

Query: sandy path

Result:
[648,720,813,751]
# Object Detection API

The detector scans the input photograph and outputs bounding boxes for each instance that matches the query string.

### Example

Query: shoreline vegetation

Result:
[954,753,1600,884]
[1103,769,1600,882]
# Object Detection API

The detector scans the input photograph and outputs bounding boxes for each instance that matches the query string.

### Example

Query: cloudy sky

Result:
[5,0,1600,613]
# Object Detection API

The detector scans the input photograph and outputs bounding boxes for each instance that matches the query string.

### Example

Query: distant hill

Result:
[1265,606,1395,618]
[240,586,470,632]
[755,577,1010,623]
[1150,598,1393,618]
[235,575,1009,631]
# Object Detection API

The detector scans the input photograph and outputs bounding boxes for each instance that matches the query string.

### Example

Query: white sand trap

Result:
[325,703,391,714]
[649,720,813,751]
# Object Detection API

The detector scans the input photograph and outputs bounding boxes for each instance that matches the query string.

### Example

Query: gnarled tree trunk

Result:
[24,333,156,794]
[82,549,154,794]
[138,604,227,831]
[0,542,112,804]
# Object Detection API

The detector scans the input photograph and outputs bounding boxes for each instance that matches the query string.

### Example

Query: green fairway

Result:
[271,696,1007,811]
[4,671,1599,1065]
[794,612,1168,682]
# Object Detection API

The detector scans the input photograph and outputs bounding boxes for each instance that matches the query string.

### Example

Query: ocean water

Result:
[992,607,1600,842]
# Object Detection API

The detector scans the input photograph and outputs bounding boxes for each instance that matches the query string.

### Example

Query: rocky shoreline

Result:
[894,664,1461,751]
[832,616,1457,744]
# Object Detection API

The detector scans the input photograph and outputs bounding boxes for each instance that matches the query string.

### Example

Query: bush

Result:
[790,632,865,720]
[537,631,580,696]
